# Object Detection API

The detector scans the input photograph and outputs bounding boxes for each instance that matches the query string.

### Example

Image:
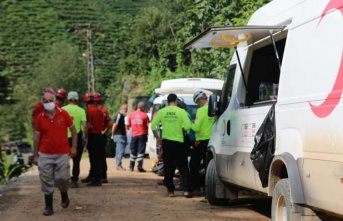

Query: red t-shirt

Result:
[99,105,111,131]
[128,110,150,137]
[32,102,44,121]
[87,105,104,134]
[35,108,73,154]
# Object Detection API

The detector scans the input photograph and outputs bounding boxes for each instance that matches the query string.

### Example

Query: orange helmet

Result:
[83,92,93,103]
[56,88,68,99]
[93,92,102,102]
[42,87,54,95]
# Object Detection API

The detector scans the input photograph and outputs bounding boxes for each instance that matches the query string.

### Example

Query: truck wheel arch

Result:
[268,152,306,204]
[206,145,216,167]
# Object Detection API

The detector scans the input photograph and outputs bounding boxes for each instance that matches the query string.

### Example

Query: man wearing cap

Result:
[127,101,150,172]
[33,92,77,216]
[151,93,192,198]
[190,90,215,196]
[62,91,87,188]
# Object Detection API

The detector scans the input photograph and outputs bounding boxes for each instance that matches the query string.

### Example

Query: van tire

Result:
[272,179,301,221]
[205,159,229,205]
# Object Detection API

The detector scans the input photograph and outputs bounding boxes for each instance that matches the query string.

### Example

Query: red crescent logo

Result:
[309,0,343,118]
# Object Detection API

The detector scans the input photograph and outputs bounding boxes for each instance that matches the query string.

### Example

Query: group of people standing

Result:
[31,87,150,216]
[31,86,214,215]
[151,91,215,198]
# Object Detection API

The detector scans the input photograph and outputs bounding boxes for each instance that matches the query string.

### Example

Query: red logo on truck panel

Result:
[309,0,343,118]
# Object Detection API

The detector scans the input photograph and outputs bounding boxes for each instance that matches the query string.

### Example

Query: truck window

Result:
[245,37,286,106]
[221,64,236,111]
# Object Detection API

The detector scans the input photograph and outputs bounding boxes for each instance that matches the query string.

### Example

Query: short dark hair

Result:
[167,93,177,103]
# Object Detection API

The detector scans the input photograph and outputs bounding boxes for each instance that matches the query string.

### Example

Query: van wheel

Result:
[272,179,300,221]
[205,159,229,205]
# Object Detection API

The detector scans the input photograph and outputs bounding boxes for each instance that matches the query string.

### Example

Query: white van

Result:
[185,0,343,220]
[147,78,224,163]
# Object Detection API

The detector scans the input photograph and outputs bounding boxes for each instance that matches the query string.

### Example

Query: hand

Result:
[83,137,88,147]
[70,146,77,158]
[156,138,162,147]
[33,155,39,166]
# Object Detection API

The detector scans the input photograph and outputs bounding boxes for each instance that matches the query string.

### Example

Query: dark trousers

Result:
[101,134,108,179]
[130,134,147,169]
[68,131,83,182]
[88,133,104,183]
[189,139,208,190]
[162,139,190,192]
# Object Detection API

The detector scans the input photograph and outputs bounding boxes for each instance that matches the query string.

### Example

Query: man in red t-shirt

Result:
[85,94,105,186]
[31,88,68,128]
[93,92,112,183]
[127,101,150,172]
[31,87,55,128]
[33,92,77,216]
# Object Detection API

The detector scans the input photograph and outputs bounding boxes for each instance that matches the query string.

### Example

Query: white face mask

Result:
[43,102,55,111]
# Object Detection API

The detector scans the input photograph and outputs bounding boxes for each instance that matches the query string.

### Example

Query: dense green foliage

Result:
[0,0,271,143]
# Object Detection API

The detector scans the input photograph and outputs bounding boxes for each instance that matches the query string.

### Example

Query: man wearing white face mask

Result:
[33,92,77,216]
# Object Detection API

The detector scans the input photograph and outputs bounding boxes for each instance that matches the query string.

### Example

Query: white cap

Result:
[67,91,79,100]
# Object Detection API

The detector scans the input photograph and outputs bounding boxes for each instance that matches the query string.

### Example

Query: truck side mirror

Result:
[208,94,220,117]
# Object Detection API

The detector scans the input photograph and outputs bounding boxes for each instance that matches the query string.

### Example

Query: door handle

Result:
[227,120,230,136]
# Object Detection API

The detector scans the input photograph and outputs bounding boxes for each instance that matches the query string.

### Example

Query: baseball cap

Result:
[67,91,79,100]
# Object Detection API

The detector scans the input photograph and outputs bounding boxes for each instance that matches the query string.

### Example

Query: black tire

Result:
[272,179,301,221]
[205,159,229,205]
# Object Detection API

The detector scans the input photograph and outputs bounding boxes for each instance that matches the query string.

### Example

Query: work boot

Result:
[101,178,108,183]
[81,176,92,183]
[43,194,53,216]
[129,161,135,172]
[70,180,78,188]
[137,161,145,172]
[61,192,70,208]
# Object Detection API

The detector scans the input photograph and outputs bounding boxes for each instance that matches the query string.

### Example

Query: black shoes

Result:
[137,168,146,173]
[81,176,92,183]
[184,191,192,198]
[101,178,108,184]
[70,181,78,188]
[43,194,53,216]
[87,181,102,187]
[61,192,70,208]
[43,207,53,216]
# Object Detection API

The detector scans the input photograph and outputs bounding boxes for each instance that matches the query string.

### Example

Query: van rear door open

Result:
[184,26,285,49]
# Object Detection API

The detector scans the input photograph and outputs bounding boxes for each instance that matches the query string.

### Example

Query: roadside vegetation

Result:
[0,0,271,144]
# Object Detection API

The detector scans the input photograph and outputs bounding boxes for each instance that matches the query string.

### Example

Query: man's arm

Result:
[69,125,77,158]
[111,123,118,139]
[191,108,202,132]
[33,131,41,166]
[82,121,88,149]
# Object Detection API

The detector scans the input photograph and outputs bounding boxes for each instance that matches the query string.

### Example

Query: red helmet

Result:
[42,87,54,95]
[93,92,102,102]
[83,92,94,103]
[56,88,68,99]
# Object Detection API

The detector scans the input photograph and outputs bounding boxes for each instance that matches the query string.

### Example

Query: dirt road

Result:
[0,157,271,221]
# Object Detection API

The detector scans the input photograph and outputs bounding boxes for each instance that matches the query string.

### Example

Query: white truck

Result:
[185,0,343,220]
[147,78,224,163]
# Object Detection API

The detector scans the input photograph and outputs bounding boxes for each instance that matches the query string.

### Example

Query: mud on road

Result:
[0,157,271,221]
